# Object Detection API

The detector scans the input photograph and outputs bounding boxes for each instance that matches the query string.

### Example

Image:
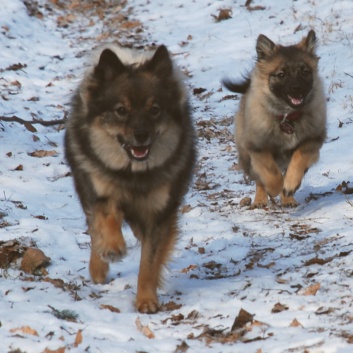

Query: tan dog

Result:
[223,30,326,208]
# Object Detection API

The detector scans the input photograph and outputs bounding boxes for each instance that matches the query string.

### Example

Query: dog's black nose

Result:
[134,129,150,144]
[291,85,302,96]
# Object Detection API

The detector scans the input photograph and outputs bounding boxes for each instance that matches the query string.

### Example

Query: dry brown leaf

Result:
[100,304,121,313]
[175,340,189,353]
[121,20,142,29]
[10,325,39,336]
[43,348,66,353]
[43,277,65,289]
[212,8,232,22]
[316,306,335,315]
[194,325,244,344]
[193,87,207,95]
[231,308,254,331]
[300,282,321,296]
[239,196,252,207]
[160,301,182,312]
[198,247,205,254]
[161,313,185,325]
[181,264,197,273]
[28,96,40,102]
[290,318,303,327]
[57,14,76,27]
[187,310,199,320]
[11,80,22,88]
[181,204,193,214]
[246,4,266,11]
[251,320,269,328]
[73,329,83,347]
[336,181,353,194]
[13,164,24,171]
[29,149,57,158]
[95,32,111,41]
[257,261,275,269]
[6,63,27,71]
[271,302,289,314]
[203,260,222,270]
[20,248,51,274]
[0,239,24,268]
[135,317,155,339]
[304,256,332,266]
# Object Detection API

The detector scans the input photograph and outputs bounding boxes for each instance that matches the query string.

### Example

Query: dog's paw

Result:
[100,244,127,263]
[90,209,126,263]
[89,239,127,284]
[250,201,268,209]
[252,191,268,208]
[89,251,109,284]
[282,181,301,198]
[92,231,127,263]
[281,194,299,208]
[136,296,159,314]
[283,169,303,197]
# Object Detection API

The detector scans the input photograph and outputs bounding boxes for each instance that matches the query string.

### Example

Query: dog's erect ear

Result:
[146,45,173,77]
[256,34,276,60]
[94,49,126,81]
[300,29,317,54]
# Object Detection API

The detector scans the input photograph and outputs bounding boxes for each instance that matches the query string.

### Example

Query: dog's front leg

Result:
[135,215,178,314]
[89,199,126,284]
[283,142,320,197]
[250,150,283,198]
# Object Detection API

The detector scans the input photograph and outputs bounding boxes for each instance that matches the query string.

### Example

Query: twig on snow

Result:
[345,195,353,207]
[0,114,67,128]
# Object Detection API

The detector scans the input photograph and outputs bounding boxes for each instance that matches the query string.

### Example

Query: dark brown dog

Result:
[65,44,196,313]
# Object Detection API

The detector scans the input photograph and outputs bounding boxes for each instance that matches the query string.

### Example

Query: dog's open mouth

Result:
[117,135,152,162]
[129,145,150,161]
[288,95,304,107]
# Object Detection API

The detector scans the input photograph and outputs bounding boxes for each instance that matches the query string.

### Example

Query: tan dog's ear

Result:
[298,29,317,54]
[256,34,276,60]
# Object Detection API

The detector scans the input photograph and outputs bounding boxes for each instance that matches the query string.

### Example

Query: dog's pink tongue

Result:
[289,96,303,106]
[131,146,149,159]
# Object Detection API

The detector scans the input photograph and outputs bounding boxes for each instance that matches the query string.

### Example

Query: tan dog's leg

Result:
[283,143,320,197]
[89,200,126,284]
[251,181,268,208]
[250,151,283,197]
[135,215,178,314]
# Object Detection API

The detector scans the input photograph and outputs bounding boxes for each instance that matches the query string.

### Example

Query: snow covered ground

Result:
[1,0,353,352]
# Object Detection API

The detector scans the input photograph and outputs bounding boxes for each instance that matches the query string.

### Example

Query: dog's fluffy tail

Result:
[222,76,251,94]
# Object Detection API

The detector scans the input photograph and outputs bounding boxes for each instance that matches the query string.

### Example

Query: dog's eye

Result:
[149,105,161,117]
[301,68,311,77]
[277,71,285,79]
[115,106,128,117]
